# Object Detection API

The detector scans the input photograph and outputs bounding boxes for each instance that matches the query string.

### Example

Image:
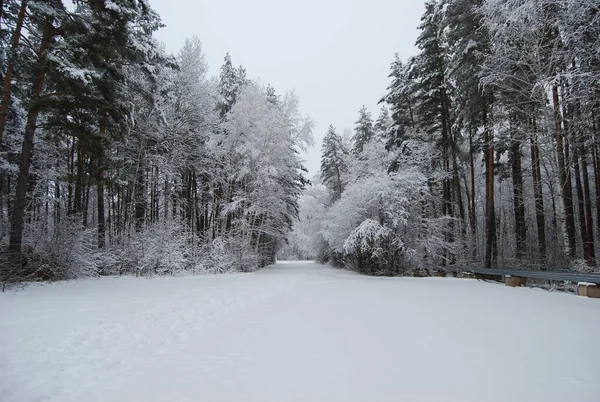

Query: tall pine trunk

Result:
[74,142,85,215]
[552,85,576,259]
[510,138,526,259]
[8,18,52,252]
[96,136,106,248]
[573,145,588,261]
[0,0,28,145]
[530,127,546,265]
[578,143,595,266]
[484,106,497,268]
[594,114,600,245]
[468,126,477,237]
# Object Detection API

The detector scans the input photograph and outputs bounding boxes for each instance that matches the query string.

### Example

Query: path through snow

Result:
[1,261,599,401]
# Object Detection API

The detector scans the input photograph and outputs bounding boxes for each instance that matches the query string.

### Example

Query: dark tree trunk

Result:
[74,142,85,215]
[484,107,497,268]
[510,139,526,259]
[97,171,105,247]
[593,113,600,254]
[135,167,145,230]
[0,0,28,145]
[573,145,588,260]
[67,137,75,214]
[468,126,477,237]
[452,150,466,235]
[54,159,60,225]
[595,141,600,246]
[530,127,546,265]
[552,85,576,258]
[578,144,595,266]
[8,18,52,253]
[96,140,105,248]
[440,87,455,265]
[83,165,91,228]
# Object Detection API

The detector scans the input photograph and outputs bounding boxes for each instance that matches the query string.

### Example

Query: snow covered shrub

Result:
[118,221,191,276]
[343,219,410,275]
[323,167,429,274]
[317,138,454,275]
[195,237,236,274]
[228,236,261,272]
[572,259,599,274]
[18,218,98,281]
[195,237,259,274]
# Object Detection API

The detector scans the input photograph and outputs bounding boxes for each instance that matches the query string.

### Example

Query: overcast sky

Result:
[148,0,425,178]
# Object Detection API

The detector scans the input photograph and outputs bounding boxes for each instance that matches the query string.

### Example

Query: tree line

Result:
[0,0,313,282]
[285,0,600,275]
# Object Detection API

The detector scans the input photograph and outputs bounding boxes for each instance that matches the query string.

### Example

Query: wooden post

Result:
[577,283,600,299]
[505,276,527,287]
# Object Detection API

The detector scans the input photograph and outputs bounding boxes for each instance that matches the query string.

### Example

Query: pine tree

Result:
[0,0,27,145]
[379,54,416,152]
[374,106,390,138]
[217,53,246,119]
[9,0,64,253]
[445,0,498,264]
[412,0,466,264]
[352,106,374,156]
[320,125,348,201]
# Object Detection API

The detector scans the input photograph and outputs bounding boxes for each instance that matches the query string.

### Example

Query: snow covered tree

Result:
[379,54,416,152]
[320,125,349,201]
[217,53,246,119]
[374,106,391,139]
[351,106,375,156]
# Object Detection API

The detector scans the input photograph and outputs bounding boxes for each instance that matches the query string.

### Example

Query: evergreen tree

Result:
[379,54,416,151]
[320,125,348,201]
[351,106,374,156]
[217,53,246,119]
[445,0,498,265]
[374,106,390,138]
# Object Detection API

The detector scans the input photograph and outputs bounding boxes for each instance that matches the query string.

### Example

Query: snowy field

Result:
[1,261,599,402]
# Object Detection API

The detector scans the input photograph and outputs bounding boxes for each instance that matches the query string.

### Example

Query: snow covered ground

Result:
[1,261,599,402]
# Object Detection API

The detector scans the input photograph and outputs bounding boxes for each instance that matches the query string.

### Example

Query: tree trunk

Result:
[0,0,28,145]
[468,126,476,237]
[134,152,146,231]
[54,159,60,226]
[552,85,576,259]
[573,145,588,260]
[578,144,595,266]
[452,150,466,236]
[595,141,600,246]
[67,137,75,214]
[8,18,52,253]
[97,168,105,248]
[593,113,600,254]
[83,167,91,228]
[96,140,105,248]
[484,106,497,268]
[74,142,85,215]
[510,138,526,259]
[530,127,546,265]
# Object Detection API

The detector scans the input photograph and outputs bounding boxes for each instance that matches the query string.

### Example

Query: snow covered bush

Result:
[343,219,409,275]
[1,218,99,283]
[572,259,600,274]
[196,237,259,274]
[311,138,454,276]
[115,221,191,276]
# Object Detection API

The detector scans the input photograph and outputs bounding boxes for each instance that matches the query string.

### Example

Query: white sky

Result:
[149,0,425,178]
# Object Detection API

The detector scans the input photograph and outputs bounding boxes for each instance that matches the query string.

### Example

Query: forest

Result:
[1,0,599,282]
[0,0,313,281]
[283,0,600,276]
